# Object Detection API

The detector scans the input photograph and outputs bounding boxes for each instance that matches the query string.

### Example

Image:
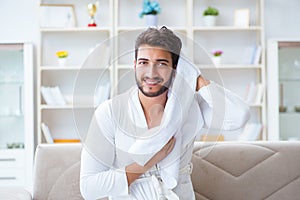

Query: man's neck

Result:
[138,90,168,128]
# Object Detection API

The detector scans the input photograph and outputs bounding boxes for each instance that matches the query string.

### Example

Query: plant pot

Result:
[212,56,221,66]
[145,14,158,27]
[58,58,67,67]
[203,16,217,26]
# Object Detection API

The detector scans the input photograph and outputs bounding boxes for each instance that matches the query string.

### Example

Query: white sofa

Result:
[2,141,300,200]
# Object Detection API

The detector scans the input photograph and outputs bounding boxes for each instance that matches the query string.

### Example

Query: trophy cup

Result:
[87,3,97,27]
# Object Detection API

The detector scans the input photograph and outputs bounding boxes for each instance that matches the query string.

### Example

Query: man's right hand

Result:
[125,136,176,185]
[145,136,176,168]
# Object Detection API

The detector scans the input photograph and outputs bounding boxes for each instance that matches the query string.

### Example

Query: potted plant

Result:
[56,50,68,67]
[139,0,161,27]
[203,6,219,26]
[211,50,223,65]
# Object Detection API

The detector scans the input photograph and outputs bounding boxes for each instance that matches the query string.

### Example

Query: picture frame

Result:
[234,9,250,27]
[39,4,77,28]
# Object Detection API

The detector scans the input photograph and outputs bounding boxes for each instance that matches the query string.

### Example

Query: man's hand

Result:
[145,136,176,168]
[196,75,210,91]
[125,137,176,185]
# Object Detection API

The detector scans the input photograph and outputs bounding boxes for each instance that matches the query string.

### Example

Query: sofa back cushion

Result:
[33,144,83,200]
[192,141,300,200]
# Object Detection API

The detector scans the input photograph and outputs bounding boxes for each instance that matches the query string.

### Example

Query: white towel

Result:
[128,58,202,189]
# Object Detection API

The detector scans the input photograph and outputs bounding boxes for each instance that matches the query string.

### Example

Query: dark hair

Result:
[135,26,182,69]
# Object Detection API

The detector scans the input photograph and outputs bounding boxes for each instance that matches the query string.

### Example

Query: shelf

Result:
[193,26,262,31]
[40,27,110,32]
[117,26,187,32]
[40,104,95,110]
[116,64,133,69]
[0,81,23,85]
[40,66,108,71]
[279,78,300,82]
[279,112,300,115]
[0,148,25,152]
[249,103,263,108]
[0,114,23,118]
[197,64,263,69]
[117,64,262,70]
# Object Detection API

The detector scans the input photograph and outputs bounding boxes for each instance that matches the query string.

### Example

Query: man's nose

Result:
[146,63,158,77]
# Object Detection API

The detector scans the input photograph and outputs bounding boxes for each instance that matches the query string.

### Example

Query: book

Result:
[41,86,55,105]
[244,82,264,105]
[250,46,262,65]
[50,86,66,105]
[244,81,257,104]
[41,86,66,105]
[41,123,54,143]
[53,139,81,143]
[254,83,264,105]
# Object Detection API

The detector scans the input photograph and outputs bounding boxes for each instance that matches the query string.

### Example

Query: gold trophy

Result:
[87,2,97,27]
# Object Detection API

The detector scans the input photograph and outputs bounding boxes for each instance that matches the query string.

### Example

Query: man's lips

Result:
[143,78,162,86]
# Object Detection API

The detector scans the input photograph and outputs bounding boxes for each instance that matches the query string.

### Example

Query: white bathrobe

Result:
[80,81,250,200]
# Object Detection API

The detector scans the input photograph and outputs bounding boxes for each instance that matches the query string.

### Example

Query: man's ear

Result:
[172,65,176,78]
[134,60,137,71]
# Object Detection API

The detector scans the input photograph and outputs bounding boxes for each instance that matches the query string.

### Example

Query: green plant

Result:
[139,0,161,18]
[212,50,223,57]
[203,6,219,16]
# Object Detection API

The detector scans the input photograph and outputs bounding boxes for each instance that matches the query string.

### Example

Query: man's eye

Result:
[138,61,147,65]
[157,62,168,67]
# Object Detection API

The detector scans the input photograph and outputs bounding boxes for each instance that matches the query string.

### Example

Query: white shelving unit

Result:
[192,0,266,140]
[37,0,113,144]
[0,42,34,189]
[267,39,300,141]
[38,0,266,143]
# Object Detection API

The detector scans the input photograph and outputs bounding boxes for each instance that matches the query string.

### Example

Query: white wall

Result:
[0,0,39,43]
[265,0,300,39]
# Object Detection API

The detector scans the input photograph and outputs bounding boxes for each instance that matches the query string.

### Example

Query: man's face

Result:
[134,45,174,97]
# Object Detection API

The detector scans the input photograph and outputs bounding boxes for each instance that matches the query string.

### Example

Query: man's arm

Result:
[80,101,129,199]
[80,148,129,199]
[196,77,250,130]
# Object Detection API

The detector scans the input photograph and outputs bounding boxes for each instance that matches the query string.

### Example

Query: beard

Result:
[135,71,174,97]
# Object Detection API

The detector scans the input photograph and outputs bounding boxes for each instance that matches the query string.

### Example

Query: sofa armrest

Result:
[0,187,32,200]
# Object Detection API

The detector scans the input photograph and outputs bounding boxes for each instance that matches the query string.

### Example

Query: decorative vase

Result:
[212,56,221,66]
[145,14,158,27]
[58,58,67,67]
[203,16,217,26]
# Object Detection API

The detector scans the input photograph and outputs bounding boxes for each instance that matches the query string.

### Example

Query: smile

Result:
[143,77,163,85]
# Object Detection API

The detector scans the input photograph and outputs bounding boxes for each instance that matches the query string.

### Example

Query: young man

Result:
[80,26,250,200]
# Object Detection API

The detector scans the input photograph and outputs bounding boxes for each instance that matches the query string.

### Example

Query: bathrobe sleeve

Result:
[196,82,250,131]
[80,100,129,200]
